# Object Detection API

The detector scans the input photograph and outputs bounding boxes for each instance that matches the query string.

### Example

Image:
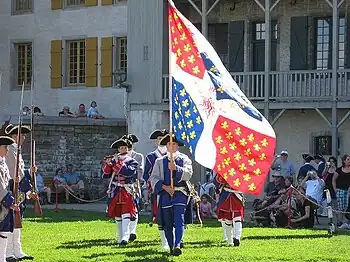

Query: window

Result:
[66,0,85,7]
[116,37,127,73]
[15,43,32,87]
[67,40,86,86]
[314,135,340,155]
[254,22,278,41]
[12,0,33,14]
[315,18,345,70]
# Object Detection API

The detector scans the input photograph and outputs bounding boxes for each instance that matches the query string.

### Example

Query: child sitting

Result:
[87,101,105,119]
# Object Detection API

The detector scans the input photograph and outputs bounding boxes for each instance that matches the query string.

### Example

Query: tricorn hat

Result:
[5,124,31,136]
[159,134,184,146]
[150,129,169,140]
[303,154,314,162]
[0,136,15,146]
[314,154,324,161]
[121,134,139,144]
[110,139,129,149]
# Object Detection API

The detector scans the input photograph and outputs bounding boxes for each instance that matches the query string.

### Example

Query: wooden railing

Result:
[162,69,350,102]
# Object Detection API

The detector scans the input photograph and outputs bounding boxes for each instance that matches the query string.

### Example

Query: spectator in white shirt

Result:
[300,170,325,204]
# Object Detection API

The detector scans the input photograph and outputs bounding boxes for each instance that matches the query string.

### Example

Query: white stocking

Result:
[121,213,131,242]
[233,216,243,241]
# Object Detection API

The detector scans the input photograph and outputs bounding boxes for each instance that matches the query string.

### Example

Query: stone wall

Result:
[12,116,127,177]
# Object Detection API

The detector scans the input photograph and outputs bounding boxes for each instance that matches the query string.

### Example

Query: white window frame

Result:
[65,39,86,87]
[13,42,33,89]
[12,0,33,15]
[113,36,128,86]
[65,0,86,8]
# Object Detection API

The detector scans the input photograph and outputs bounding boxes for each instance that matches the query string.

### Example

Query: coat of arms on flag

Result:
[167,0,276,195]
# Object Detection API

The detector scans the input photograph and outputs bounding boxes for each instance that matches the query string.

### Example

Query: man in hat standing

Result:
[298,154,317,183]
[149,134,193,256]
[102,139,138,246]
[0,136,21,262]
[121,134,144,242]
[143,129,169,250]
[214,173,244,247]
[4,124,34,261]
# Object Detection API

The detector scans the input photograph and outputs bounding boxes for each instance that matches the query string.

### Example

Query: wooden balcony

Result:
[162,69,350,109]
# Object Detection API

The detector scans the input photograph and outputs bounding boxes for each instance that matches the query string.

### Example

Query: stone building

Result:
[127,0,350,179]
[0,0,128,176]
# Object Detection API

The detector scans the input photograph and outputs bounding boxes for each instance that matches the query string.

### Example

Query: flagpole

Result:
[168,1,174,190]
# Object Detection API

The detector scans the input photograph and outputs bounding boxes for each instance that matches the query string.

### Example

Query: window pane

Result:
[15,43,32,86]
[116,37,128,73]
[67,40,85,85]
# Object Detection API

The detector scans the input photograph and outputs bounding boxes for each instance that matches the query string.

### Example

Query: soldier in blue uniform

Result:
[102,139,138,246]
[143,129,169,249]
[4,125,35,261]
[121,134,144,242]
[0,136,20,262]
[149,134,193,256]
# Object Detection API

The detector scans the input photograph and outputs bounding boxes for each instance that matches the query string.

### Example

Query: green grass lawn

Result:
[21,208,349,262]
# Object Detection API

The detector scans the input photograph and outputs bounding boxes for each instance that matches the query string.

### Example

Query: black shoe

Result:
[180,242,184,248]
[233,238,240,247]
[129,233,137,242]
[119,240,128,246]
[6,257,18,262]
[169,249,174,256]
[18,255,34,261]
[173,247,182,256]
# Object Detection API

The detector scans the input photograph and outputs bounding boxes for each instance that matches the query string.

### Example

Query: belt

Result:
[115,183,135,195]
[223,187,244,202]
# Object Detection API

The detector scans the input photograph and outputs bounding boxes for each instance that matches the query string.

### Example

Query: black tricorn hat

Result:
[159,134,184,146]
[303,154,314,162]
[110,139,129,149]
[150,129,169,140]
[314,154,324,161]
[5,124,31,136]
[121,134,139,144]
[0,136,15,146]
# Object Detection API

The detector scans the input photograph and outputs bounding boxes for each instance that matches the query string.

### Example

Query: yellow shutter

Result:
[101,37,113,87]
[50,40,62,89]
[102,0,114,5]
[85,0,98,7]
[51,0,62,10]
[85,37,98,87]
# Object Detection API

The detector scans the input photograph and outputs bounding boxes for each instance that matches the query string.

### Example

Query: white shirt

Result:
[305,179,325,203]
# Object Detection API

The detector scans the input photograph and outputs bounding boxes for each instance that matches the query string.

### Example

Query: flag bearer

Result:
[149,134,193,256]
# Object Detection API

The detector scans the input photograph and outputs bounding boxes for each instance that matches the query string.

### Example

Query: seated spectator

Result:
[76,104,87,117]
[59,106,77,118]
[22,106,30,116]
[268,187,298,227]
[200,194,212,219]
[87,101,104,119]
[33,106,44,116]
[262,170,286,206]
[299,170,325,204]
[291,190,315,229]
[36,173,52,204]
[53,168,70,203]
[63,164,85,201]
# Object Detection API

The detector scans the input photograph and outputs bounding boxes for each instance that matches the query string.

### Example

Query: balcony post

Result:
[264,0,271,120]
[331,0,340,157]
[201,0,208,38]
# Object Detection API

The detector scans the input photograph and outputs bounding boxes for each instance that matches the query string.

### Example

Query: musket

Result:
[30,79,43,216]
[13,82,25,229]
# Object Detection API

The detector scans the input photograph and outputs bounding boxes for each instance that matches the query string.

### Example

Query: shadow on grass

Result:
[57,238,161,250]
[82,249,170,262]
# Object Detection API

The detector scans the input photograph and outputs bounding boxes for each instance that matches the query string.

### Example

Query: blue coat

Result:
[143,149,165,182]
[149,153,193,226]
[0,157,15,232]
